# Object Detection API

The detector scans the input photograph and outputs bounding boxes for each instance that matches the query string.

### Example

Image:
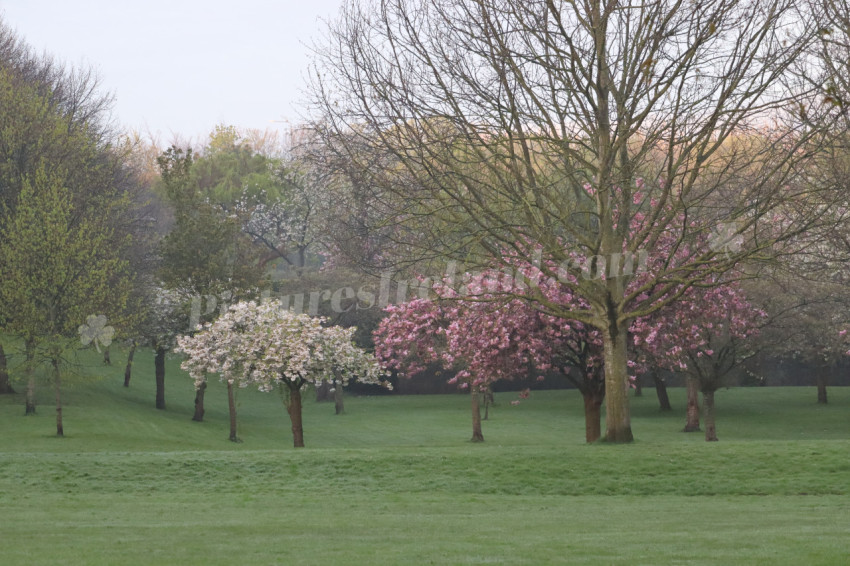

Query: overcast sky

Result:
[0,0,345,141]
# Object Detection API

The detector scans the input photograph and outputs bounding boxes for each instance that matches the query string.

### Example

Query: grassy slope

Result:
[1,345,849,564]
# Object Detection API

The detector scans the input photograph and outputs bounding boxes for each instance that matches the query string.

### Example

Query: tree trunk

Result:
[633,374,642,396]
[0,343,14,394]
[227,381,240,442]
[702,389,718,442]
[582,390,604,443]
[123,340,136,387]
[297,246,307,276]
[816,371,828,405]
[683,376,701,432]
[192,381,207,422]
[103,346,111,365]
[53,357,63,437]
[24,339,36,415]
[470,383,484,442]
[652,373,672,411]
[602,326,633,442]
[334,385,345,415]
[315,380,333,402]
[286,383,305,448]
[25,376,36,415]
[481,387,495,420]
[154,346,166,410]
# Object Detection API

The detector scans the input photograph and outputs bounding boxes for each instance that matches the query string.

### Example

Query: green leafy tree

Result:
[1,18,156,402]
[157,146,265,298]
[0,168,131,435]
[156,145,265,419]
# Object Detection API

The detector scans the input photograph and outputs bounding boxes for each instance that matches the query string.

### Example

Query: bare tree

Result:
[310,0,828,442]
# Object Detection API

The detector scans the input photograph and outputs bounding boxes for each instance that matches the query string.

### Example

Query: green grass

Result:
[1,345,849,564]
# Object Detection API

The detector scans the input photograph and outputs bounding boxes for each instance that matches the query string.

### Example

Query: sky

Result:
[0,0,345,141]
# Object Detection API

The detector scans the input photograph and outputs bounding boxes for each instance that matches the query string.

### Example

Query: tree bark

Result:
[227,381,240,442]
[816,371,828,405]
[633,374,642,396]
[470,383,484,442]
[652,373,672,411]
[0,343,14,394]
[123,340,136,387]
[192,381,207,422]
[602,326,633,442]
[334,384,345,415]
[702,389,718,442]
[53,357,63,437]
[683,377,701,432]
[286,383,305,448]
[154,346,166,410]
[103,346,111,365]
[25,376,36,415]
[24,339,36,415]
[582,390,604,443]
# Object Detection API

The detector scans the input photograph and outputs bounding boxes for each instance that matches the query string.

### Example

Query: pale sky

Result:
[0,0,345,140]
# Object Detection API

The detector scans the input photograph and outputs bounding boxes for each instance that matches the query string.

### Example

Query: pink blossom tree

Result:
[374,290,543,442]
[375,270,613,442]
[631,280,765,441]
[177,300,388,447]
[550,324,606,443]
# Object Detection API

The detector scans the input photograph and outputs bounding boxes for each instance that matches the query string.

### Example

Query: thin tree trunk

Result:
[192,381,207,422]
[25,376,36,415]
[154,346,166,410]
[702,390,718,442]
[684,376,701,432]
[816,371,828,404]
[602,326,633,442]
[634,374,643,396]
[470,384,484,442]
[334,384,345,415]
[286,383,305,448]
[227,381,240,442]
[53,357,63,437]
[123,340,136,387]
[0,343,14,394]
[652,373,672,411]
[582,390,604,443]
[297,246,307,276]
[24,339,36,415]
[103,346,111,365]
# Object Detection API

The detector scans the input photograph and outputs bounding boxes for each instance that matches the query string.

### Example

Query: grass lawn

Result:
[0,345,848,564]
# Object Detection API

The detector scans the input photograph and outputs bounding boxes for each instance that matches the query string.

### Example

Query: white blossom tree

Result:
[177,300,388,446]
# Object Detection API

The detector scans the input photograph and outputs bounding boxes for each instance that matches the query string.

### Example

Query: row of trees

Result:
[0,17,151,435]
[306,0,850,442]
[372,247,765,443]
[0,15,388,441]
[4,1,850,447]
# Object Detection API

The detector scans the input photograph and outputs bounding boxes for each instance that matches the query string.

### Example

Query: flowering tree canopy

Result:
[631,278,765,440]
[374,269,611,441]
[631,280,765,377]
[177,299,388,446]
